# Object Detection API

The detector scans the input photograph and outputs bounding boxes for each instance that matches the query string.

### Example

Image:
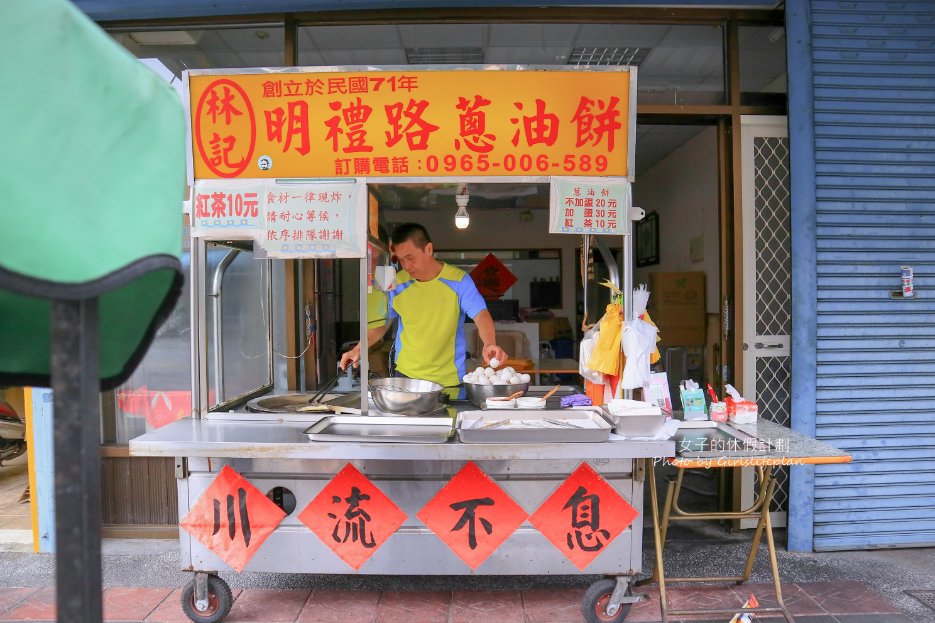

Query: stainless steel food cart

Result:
[128,64,669,623]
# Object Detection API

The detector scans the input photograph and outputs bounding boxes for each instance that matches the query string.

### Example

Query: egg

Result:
[484,368,496,378]
[489,357,500,368]
[504,367,515,375]
[519,373,531,383]
[474,367,484,375]
[475,376,490,385]
[462,374,472,383]
[510,375,522,384]
[492,379,507,385]
[498,370,513,382]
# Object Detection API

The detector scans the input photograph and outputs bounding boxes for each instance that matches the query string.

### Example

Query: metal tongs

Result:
[309,368,344,404]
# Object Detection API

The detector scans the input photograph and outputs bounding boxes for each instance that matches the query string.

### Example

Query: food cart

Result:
[129,64,677,623]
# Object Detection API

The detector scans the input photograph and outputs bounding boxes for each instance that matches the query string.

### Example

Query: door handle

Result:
[754,342,784,350]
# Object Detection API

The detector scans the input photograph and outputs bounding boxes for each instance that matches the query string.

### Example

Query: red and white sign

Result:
[528,462,637,570]
[469,253,518,300]
[180,466,287,573]
[417,462,527,569]
[297,464,407,570]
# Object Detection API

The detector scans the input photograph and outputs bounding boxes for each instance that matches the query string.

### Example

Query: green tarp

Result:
[0,0,186,389]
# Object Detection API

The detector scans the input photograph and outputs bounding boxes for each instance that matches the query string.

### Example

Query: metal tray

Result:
[247,392,349,413]
[456,410,610,444]
[304,416,454,443]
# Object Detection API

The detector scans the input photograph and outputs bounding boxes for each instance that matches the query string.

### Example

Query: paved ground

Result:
[0,457,933,621]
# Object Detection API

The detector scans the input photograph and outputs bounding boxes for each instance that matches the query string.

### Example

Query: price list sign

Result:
[548,177,631,236]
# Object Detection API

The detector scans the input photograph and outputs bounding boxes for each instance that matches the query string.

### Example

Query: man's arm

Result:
[339,323,391,369]
[473,309,508,365]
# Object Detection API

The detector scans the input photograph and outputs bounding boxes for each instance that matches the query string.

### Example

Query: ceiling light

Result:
[128,30,202,46]
[568,46,649,67]
[406,47,485,64]
[454,184,470,229]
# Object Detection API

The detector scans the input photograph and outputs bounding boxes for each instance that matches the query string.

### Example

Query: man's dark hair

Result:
[391,222,432,249]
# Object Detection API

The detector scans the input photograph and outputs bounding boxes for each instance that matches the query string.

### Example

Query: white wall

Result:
[381,207,623,339]
[633,127,720,314]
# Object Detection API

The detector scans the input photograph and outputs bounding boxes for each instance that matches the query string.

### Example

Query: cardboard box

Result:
[649,272,705,309]
[648,307,706,347]
[533,317,573,340]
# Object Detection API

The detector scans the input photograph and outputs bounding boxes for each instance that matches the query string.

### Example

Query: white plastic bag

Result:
[620,319,658,390]
[578,328,604,384]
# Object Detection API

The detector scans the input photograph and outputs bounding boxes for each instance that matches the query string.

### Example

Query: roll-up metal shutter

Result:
[811,0,935,550]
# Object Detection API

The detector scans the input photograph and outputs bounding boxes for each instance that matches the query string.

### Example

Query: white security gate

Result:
[740,115,791,526]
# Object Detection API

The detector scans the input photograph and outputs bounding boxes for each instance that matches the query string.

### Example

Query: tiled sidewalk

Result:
[0,581,913,622]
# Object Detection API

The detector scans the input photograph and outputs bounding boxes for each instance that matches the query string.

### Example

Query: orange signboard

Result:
[187,68,632,180]
[180,465,287,573]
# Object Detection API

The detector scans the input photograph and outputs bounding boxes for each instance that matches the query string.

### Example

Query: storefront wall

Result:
[788,1,935,551]
[71,0,935,554]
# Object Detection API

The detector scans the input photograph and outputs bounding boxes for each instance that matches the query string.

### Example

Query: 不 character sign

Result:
[187,68,634,180]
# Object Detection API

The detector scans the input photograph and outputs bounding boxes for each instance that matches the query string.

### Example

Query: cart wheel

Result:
[181,575,233,623]
[582,579,631,623]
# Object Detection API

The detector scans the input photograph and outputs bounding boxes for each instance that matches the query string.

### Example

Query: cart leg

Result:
[194,573,209,613]
[648,460,669,623]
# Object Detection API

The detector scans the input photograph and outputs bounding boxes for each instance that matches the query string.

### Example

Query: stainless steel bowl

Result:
[369,377,445,416]
[463,382,530,408]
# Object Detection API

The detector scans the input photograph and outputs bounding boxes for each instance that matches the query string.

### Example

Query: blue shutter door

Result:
[811,0,935,550]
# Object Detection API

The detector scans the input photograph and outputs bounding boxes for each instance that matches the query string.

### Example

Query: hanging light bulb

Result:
[454,183,470,229]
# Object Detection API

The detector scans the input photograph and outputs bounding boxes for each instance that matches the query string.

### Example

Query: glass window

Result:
[739,26,787,106]
[104,252,192,444]
[297,23,724,105]
[204,243,273,409]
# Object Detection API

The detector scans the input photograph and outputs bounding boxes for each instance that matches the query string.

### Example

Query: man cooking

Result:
[340,223,508,397]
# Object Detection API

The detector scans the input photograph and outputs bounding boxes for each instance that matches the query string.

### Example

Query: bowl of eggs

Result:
[462,365,531,407]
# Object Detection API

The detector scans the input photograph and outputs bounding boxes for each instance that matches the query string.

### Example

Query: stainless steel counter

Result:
[130,415,674,460]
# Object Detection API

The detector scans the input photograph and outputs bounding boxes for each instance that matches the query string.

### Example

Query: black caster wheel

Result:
[582,578,631,623]
[181,575,233,623]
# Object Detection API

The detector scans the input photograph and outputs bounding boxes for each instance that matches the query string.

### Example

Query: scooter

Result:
[0,400,26,464]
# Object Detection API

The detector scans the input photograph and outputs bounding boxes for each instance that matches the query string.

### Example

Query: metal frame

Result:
[642,461,793,623]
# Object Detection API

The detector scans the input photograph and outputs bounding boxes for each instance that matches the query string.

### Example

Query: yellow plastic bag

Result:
[587,304,624,376]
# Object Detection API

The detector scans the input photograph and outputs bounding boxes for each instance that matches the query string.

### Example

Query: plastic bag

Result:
[620,318,658,389]
[578,328,604,384]
[587,304,624,376]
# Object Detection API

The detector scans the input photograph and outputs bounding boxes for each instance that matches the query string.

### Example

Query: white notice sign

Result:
[548,177,632,235]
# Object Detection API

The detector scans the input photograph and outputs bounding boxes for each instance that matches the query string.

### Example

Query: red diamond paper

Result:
[469,253,518,299]
[298,463,406,570]
[417,461,527,569]
[180,465,287,573]
[529,462,638,570]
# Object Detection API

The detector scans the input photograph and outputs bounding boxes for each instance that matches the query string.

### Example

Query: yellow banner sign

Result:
[188,68,632,180]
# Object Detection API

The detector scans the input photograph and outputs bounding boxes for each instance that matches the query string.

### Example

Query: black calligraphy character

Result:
[327,486,376,548]
[563,486,609,552]
[211,487,252,547]
[450,497,495,550]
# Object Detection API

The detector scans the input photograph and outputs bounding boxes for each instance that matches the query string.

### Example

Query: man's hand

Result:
[482,344,508,367]
[339,344,362,370]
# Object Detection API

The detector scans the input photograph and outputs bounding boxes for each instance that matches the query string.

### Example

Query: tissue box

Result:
[729,400,758,424]
[679,387,707,421]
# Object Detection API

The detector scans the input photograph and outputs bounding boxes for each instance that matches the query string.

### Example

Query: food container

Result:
[485,397,516,409]
[515,396,546,409]
[463,381,529,408]
[601,399,667,437]
[456,410,611,443]
[369,377,444,416]
[305,416,453,443]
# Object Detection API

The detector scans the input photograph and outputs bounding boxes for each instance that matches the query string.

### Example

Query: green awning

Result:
[0,0,186,389]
